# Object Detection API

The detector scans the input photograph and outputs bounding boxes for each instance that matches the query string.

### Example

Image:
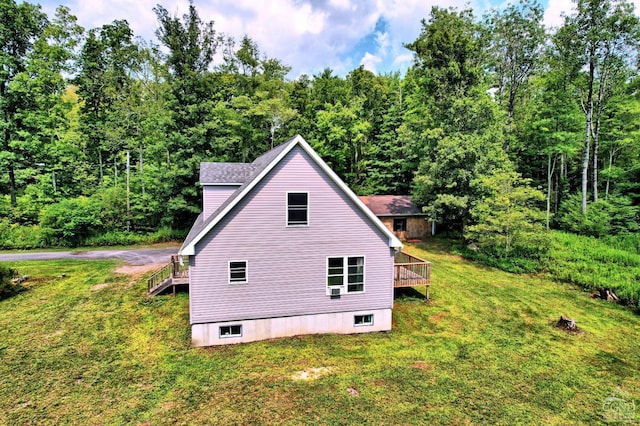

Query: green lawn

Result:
[1,241,639,425]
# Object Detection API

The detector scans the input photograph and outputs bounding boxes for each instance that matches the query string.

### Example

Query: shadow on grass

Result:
[394,287,427,301]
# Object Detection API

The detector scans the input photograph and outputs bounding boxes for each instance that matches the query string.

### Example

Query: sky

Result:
[36,0,638,78]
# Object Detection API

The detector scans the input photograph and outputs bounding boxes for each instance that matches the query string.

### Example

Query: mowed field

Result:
[0,240,638,425]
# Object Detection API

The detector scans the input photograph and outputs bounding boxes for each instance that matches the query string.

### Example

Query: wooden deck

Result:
[148,252,431,299]
[148,256,189,296]
[394,251,431,300]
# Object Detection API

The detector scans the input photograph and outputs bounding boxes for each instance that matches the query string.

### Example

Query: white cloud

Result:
[360,52,382,73]
[392,53,413,67]
[543,0,573,31]
[41,0,640,79]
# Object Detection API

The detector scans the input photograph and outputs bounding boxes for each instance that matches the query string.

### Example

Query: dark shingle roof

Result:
[181,137,300,253]
[358,195,425,216]
[199,162,255,184]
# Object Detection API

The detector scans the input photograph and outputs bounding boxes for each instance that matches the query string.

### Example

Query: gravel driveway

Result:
[0,246,180,266]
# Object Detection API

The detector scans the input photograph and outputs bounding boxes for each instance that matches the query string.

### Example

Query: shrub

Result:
[39,197,102,246]
[0,265,22,301]
[557,194,639,237]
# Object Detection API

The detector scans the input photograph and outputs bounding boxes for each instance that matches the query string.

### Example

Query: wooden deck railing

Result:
[171,255,189,280]
[148,262,173,293]
[394,251,431,299]
[148,256,189,294]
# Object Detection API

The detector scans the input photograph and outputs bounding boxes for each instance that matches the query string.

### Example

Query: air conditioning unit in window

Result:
[330,287,342,296]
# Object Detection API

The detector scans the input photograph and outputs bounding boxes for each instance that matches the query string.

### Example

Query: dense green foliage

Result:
[1,243,639,423]
[1,0,639,250]
[0,264,20,300]
[548,231,640,310]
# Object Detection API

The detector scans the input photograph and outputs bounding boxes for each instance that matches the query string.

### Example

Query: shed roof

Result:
[179,135,403,256]
[358,195,426,216]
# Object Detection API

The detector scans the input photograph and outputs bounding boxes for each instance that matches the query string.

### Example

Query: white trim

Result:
[285,191,310,227]
[219,324,242,338]
[201,182,244,186]
[354,314,374,327]
[179,135,402,255]
[325,255,365,295]
[228,260,248,284]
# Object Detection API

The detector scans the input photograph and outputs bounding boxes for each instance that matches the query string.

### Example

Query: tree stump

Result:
[598,288,619,302]
[556,315,577,331]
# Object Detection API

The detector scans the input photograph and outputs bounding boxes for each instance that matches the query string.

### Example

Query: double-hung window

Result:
[326,256,364,294]
[228,260,248,283]
[287,192,308,226]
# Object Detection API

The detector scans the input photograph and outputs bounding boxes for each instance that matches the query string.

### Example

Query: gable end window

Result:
[326,256,364,294]
[287,192,308,226]
[219,325,242,338]
[354,314,374,326]
[228,260,248,283]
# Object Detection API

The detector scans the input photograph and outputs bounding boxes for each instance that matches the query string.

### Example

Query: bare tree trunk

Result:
[582,48,596,214]
[126,151,130,216]
[139,144,145,197]
[8,165,16,207]
[98,150,104,183]
[605,149,613,199]
[546,153,556,231]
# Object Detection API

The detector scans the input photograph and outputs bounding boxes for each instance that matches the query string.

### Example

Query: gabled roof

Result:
[179,135,402,255]
[359,195,427,217]
[200,162,254,185]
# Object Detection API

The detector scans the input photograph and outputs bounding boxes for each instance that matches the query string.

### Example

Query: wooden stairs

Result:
[148,256,189,296]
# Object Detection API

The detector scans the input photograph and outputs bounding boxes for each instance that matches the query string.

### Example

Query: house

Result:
[359,195,433,241]
[178,135,409,346]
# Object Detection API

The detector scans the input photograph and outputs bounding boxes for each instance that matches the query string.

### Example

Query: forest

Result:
[1,0,639,258]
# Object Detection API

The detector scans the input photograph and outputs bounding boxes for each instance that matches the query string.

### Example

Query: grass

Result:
[548,231,640,309]
[1,240,639,424]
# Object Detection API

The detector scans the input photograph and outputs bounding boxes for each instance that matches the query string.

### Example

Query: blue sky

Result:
[35,0,620,78]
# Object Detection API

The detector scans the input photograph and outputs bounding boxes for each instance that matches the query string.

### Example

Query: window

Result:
[228,261,248,283]
[354,314,373,326]
[347,257,364,292]
[219,325,242,338]
[393,218,407,232]
[287,192,308,226]
[327,256,364,293]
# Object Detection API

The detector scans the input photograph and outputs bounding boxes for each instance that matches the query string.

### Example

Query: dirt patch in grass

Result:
[92,283,111,291]
[291,367,334,381]
[429,312,448,323]
[411,361,434,370]
[114,264,164,276]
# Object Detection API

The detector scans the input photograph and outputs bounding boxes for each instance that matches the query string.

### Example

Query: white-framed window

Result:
[219,324,242,338]
[228,260,248,283]
[354,314,374,326]
[326,256,365,294]
[287,192,309,226]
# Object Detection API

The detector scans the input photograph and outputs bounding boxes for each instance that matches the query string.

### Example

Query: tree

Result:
[404,6,486,128]
[555,0,640,212]
[0,0,47,206]
[412,127,511,231]
[465,170,548,260]
[76,20,138,184]
[485,0,545,125]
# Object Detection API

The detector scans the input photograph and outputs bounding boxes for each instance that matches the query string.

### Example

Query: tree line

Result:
[1,0,639,254]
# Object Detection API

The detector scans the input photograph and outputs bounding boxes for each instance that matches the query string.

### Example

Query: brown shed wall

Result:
[380,216,431,240]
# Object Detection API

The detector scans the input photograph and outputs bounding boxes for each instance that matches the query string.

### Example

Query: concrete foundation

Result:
[192,308,392,346]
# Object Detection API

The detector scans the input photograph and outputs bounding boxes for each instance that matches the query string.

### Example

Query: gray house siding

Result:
[202,185,239,219]
[190,146,394,325]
